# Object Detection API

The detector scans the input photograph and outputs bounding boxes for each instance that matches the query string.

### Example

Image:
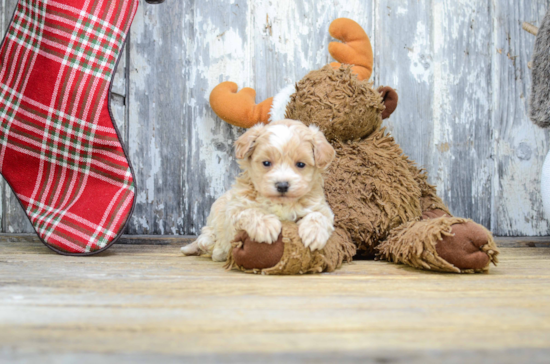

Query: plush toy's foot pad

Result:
[436,221,498,270]
[379,216,499,273]
[231,230,285,270]
[225,222,356,275]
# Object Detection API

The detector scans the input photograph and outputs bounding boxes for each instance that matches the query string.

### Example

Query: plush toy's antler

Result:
[329,18,374,81]
[209,82,274,128]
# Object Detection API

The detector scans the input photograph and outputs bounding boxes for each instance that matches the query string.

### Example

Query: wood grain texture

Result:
[1,240,550,362]
[431,0,493,228]
[0,0,550,236]
[0,0,33,234]
[0,0,13,233]
[492,1,550,235]
[127,2,189,234]
[251,0,375,100]
[375,0,433,174]
[127,0,244,235]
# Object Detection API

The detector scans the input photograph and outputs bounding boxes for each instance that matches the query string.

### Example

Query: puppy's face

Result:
[235,120,335,202]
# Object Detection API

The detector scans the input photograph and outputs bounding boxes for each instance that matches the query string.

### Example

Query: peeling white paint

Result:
[432,1,447,192]
[191,11,250,198]
[145,133,161,204]
[408,22,431,84]
[136,216,150,232]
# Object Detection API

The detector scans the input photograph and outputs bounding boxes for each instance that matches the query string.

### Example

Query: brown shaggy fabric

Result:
[378,217,499,273]
[323,128,423,253]
[421,208,448,220]
[225,222,356,275]
[285,65,385,142]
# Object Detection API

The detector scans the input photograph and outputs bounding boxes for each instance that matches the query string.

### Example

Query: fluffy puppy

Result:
[181,119,336,262]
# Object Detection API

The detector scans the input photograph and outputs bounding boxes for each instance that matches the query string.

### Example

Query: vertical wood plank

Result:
[1,0,17,31]
[1,0,33,233]
[127,1,190,234]
[111,46,127,144]
[375,0,433,172]
[431,0,493,227]
[128,0,249,234]
[0,0,15,232]
[182,0,250,234]
[492,0,550,235]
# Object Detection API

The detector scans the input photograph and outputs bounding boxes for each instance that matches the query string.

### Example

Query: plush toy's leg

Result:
[378,213,499,273]
[226,223,356,275]
[389,164,500,272]
[0,0,142,254]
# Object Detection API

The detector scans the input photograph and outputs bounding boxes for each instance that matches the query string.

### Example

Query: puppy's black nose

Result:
[276,182,289,193]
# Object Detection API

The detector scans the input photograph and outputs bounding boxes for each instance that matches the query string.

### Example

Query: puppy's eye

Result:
[262,161,271,167]
[296,162,306,168]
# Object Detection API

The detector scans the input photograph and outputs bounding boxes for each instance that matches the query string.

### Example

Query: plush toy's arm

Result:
[227,223,356,275]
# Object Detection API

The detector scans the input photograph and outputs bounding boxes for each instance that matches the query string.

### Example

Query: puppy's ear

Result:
[309,125,335,170]
[234,124,265,159]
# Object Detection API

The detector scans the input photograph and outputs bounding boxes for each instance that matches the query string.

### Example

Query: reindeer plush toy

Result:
[209,18,499,275]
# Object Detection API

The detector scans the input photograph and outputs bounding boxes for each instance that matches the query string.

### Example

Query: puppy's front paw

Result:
[298,213,333,251]
[212,246,229,262]
[245,214,282,244]
[195,233,215,253]
[299,223,331,251]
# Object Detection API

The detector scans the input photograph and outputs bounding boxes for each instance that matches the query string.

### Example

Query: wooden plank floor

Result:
[1,237,550,363]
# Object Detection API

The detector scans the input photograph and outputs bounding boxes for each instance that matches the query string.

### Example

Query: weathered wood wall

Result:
[0,0,549,236]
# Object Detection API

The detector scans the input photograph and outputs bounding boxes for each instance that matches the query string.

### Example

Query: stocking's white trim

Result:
[269,84,296,122]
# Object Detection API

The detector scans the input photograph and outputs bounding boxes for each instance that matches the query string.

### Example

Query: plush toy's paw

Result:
[298,214,332,251]
[435,221,499,270]
[241,214,282,244]
[226,223,356,275]
[379,216,498,273]
[231,231,285,270]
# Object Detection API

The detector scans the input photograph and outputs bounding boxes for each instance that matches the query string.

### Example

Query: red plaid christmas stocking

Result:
[0,0,145,255]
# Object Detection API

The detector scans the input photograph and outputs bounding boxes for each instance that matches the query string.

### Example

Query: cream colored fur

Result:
[181,120,335,262]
